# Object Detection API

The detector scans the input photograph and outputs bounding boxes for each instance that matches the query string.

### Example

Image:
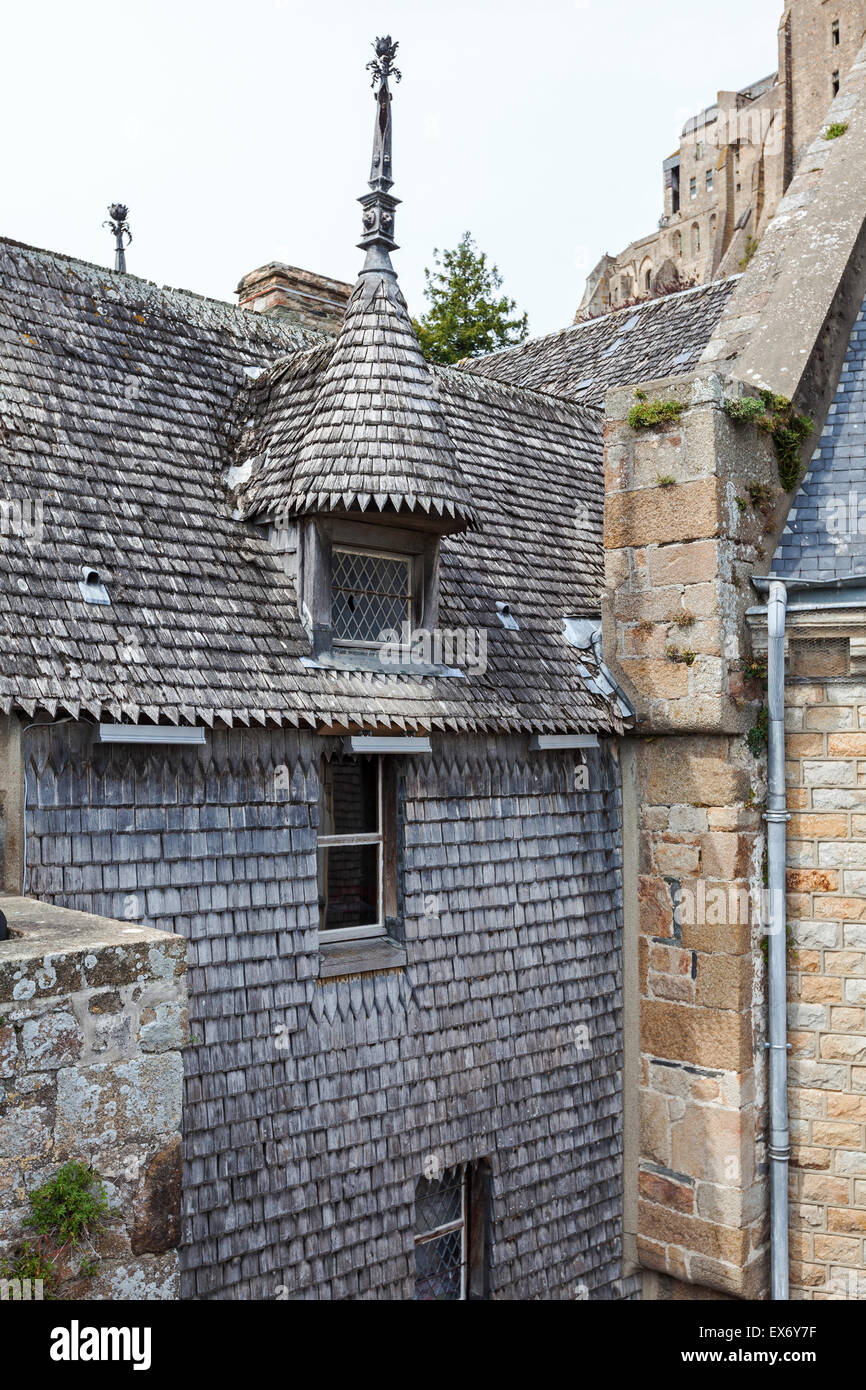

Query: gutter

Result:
[765,579,790,1301]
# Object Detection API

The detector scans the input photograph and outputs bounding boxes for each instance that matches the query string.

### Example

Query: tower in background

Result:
[575,0,866,320]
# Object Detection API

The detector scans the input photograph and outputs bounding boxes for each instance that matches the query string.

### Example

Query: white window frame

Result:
[414,1165,469,1301]
[317,756,384,943]
[331,545,414,650]
[689,176,697,199]
[706,168,713,192]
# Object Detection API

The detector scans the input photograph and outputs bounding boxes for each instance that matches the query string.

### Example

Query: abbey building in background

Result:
[576,0,866,320]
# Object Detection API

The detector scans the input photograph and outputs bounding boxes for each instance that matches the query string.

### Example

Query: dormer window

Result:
[332,546,413,647]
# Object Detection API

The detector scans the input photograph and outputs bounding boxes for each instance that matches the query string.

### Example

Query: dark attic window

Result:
[317,754,400,943]
[331,546,413,646]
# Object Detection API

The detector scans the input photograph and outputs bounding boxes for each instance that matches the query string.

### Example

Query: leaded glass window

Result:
[414,1167,469,1301]
[331,547,412,645]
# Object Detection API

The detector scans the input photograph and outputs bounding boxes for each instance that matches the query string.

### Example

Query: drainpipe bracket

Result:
[762,810,791,823]
[768,1144,792,1161]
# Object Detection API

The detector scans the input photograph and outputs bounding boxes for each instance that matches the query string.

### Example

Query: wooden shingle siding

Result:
[23,722,637,1300]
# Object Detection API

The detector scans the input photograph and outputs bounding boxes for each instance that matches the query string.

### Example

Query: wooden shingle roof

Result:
[464,276,739,406]
[0,237,620,734]
[246,267,476,531]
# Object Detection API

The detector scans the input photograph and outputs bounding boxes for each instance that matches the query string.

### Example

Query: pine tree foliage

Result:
[413,232,529,364]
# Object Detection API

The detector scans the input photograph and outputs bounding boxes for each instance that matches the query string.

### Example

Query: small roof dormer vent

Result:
[78,565,111,606]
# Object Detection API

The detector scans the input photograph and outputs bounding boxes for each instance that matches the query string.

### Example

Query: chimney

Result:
[235,262,352,335]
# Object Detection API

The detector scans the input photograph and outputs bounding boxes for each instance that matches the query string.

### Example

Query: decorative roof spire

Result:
[259,37,477,535]
[105,203,132,274]
[358,36,401,275]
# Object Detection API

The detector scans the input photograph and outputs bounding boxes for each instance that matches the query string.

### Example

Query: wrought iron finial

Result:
[358,37,401,271]
[104,203,132,274]
[366,35,401,87]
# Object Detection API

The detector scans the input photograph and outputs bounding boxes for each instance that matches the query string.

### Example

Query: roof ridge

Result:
[0,234,327,346]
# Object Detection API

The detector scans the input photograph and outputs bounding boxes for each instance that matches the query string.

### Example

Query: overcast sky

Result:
[3,0,781,337]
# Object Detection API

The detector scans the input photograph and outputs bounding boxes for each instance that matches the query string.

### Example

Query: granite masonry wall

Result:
[783,671,866,1299]
[0,899,187,1299]
[22,722,637,1301]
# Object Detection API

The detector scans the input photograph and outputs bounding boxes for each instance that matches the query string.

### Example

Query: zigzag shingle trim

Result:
[258,270,477,529]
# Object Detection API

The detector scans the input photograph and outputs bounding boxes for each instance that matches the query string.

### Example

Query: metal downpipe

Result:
[765,579,790,1300]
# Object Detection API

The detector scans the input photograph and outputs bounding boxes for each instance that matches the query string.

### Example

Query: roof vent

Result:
[78,566,111,606]
[495,600,519,631]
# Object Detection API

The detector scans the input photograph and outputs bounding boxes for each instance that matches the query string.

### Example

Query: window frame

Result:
[413,1161,490,1301]
[414,1165,470,1301]
[317,755,385,943]
[330,544,415,650]
[689,176,697,199]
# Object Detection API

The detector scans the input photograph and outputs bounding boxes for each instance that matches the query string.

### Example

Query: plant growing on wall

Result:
[825,121,848,139]
[723,391,813,491]
[628,391,684,429]
[1,1161,109,1298]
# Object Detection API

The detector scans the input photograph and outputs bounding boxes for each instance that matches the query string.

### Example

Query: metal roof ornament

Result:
[358,36,401,272]
[105,203,132,274]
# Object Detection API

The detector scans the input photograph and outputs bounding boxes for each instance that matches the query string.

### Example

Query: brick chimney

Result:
[235,262,352,335]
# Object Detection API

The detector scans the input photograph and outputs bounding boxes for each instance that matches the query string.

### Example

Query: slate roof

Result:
[771,296,866,582]
[464,276,739,407]
[0,236,618,735]
[248,268,476,531]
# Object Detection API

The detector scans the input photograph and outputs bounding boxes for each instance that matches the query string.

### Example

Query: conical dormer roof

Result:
[283,266,476,529]
[279,36,477,533]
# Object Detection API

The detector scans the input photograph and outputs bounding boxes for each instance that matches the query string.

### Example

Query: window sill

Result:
[317,936,407,980]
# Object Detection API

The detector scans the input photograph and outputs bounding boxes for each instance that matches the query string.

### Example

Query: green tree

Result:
[413,232,529,365]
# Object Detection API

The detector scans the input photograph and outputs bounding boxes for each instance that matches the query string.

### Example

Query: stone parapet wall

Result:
[0,897,187,1299]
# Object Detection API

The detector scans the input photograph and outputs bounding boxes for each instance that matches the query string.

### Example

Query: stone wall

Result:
[0,897,187,1299]
[22,723,638,1301]
[786,0,866,170]
[602,369,778,1298]
[783,671,866,1299]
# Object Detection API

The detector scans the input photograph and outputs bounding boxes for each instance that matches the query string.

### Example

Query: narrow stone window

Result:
[691,222,701,256]
[832,69,840,95]
[331,546,412,647]
[689,176,697,199]
[414,1162,490,1300]
[706,168,713,193]
[695,140,703,160]
[832,19,840,45]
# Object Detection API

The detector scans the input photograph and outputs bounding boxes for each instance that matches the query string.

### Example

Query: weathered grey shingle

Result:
[247,269,476,530]
[463,277,739,406]
[0,236,619,736]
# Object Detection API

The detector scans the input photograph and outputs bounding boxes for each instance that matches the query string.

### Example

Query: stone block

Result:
[131,1137,182,1255]
[605,479,721,549]
[20,1011,83,1071]
[55,1054,183,1152]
